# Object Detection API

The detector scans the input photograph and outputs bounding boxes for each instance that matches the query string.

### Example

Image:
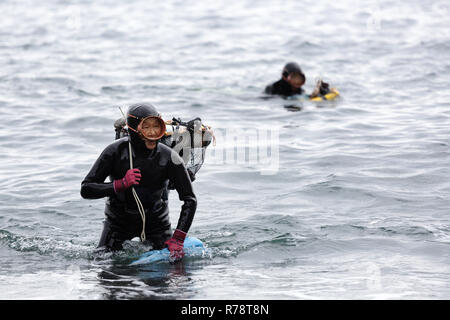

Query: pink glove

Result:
[164,229,186,262]
[113,168,141,193]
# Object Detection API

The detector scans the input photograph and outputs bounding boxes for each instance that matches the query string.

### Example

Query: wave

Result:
[0,229,93,260]
[318,224,436,241]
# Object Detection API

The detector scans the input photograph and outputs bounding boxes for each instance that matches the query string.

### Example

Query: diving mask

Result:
[128,115,166,141]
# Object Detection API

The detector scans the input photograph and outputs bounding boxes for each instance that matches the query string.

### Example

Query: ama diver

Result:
[80,103,213,262]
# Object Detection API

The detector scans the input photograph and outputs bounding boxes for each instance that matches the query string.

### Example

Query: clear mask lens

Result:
[138,116,166,140]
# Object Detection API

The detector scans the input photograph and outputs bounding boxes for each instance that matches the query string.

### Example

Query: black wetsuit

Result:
[265,78,304,97]
[80,136,197,251]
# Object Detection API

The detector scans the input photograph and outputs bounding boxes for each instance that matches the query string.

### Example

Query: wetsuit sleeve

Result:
[80,145,116,199]
[167,151,197,233]
[264,84,274,94]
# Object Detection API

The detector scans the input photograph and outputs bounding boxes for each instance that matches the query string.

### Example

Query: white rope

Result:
[128,140,146,242]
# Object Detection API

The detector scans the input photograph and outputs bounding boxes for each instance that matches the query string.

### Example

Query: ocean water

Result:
[0,0,449,299]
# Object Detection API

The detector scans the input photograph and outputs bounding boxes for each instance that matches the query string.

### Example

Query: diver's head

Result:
[127,103,166,150]
[282,62,306,90]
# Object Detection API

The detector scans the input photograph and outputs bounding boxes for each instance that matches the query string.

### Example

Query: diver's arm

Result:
[168,151,197,233]
[265,79,285,95]
[80,145,116,199]
[264,83,274,94]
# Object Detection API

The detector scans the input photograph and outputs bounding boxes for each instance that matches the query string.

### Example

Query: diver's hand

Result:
[310,80,321,98]
[113,168,141,193]
[310,79,331,98]
[165,229,186,263]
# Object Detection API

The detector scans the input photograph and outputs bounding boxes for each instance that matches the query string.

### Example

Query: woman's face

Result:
[139,117,165,141]
[287,73,305,89]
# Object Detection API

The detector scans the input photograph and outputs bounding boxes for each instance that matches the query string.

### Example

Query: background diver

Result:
[265,61,332,99]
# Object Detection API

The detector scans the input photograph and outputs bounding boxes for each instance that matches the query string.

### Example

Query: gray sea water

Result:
[0,0,449,300]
